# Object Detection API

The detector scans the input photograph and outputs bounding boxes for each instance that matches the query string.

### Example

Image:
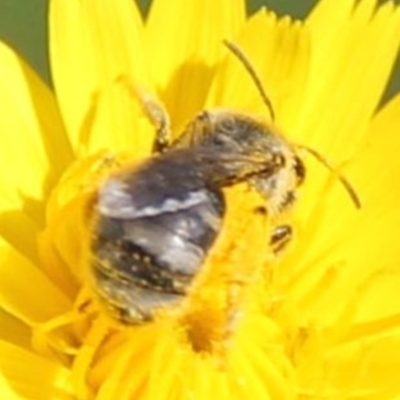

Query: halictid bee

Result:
[89,41,360,324]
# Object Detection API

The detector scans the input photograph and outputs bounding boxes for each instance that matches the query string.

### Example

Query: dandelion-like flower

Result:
[1,0,400,399]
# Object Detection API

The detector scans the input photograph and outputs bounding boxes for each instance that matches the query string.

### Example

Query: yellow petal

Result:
[297,328,400,398]
[50,0,152,156]
[275,96,400,327]
[206,8,310,134]
[0,209,43,266]
[0,41,72,261]
[0,340,73,399]
[350,93,400,214]
[0,41,71,210]
[0,309,30,349]
[0,373,23,400]
[281,210,400,327]
[0,242,71,325]
[296,0,400,159]
[145,0,246,132]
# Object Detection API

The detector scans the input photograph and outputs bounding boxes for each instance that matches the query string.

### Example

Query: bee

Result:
[89,41,360,324]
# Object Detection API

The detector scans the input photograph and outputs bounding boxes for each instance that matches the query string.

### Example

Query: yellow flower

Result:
[0,0,400,398]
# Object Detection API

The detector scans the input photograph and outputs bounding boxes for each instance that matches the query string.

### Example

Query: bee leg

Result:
[138,92,171,153]
[148,101,170,153]
[116,78,171,152]
[269,224,292,254]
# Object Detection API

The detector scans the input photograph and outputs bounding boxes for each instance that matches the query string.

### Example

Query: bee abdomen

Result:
[90,187,225,323]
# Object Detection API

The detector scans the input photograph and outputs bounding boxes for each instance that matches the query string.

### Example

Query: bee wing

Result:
[97,149,211,220]
[97,146,277,220]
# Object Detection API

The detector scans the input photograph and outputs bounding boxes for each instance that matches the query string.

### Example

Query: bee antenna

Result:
[223,39,276,122]
[298,145,361,209]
